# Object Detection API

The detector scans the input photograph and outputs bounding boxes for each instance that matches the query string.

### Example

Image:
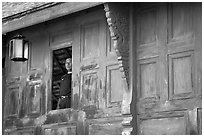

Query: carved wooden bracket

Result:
[104,3,129,87]
[104,3,133,135]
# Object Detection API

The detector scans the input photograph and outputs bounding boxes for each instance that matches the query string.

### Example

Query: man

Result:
[58,58,72,109]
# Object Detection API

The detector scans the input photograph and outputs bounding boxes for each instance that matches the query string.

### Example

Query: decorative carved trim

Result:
[104,3,129,87]
[121,115,133,135]
[104,3,132,135]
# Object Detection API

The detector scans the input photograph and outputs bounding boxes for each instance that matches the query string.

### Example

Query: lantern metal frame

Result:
[9,34,29,62]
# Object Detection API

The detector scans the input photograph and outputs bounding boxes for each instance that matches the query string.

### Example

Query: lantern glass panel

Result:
[9,40,14,59]
[15,39,23,58]
[24,42,29,59]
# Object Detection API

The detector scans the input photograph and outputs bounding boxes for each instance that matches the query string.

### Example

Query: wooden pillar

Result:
[104,3,133,135]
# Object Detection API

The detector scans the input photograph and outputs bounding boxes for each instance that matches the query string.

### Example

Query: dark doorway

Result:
[51,47,72,110]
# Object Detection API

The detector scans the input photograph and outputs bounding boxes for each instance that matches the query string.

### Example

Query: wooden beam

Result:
[2,2,104,34]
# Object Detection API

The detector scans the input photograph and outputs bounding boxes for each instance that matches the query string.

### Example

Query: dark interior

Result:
[52,47,72,110]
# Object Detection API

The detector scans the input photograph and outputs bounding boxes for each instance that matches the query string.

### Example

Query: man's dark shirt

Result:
[58,73,71,109]
[60,73,71,96]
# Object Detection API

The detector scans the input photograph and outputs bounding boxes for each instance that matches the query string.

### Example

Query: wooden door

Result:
[4,47,29,122]
[73,8,124,134]
[134,3,201,135]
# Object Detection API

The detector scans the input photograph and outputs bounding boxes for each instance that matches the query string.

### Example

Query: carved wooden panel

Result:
[27,83,41,115]
[80,69,98,108]
[137,57,159,99]
[139,116,186,135]
[6,86,20,116]
[50,30,72,45]
[168,3,193,42]
[106,64,123,107]
[137,8,157,46]
[81,22,100,60]
[168,50,194,99]
[26,73,43,116]
[5,77,21,119]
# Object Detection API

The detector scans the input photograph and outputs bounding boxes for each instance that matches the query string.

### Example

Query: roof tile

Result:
[2,2,52,18]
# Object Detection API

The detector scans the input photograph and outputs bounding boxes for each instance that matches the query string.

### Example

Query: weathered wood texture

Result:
[104,3,129,87]
[140,116,186,134]
[88,116,123,135]
[104,3,132,135]
[2,2,103,34]
[2,2,201,135]
[4,109,87,135]
[75,8,125,134]
[3,5,125,135]
[132,3,201,135]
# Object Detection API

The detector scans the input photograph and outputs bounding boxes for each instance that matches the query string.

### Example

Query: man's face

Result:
[65,58,72,71]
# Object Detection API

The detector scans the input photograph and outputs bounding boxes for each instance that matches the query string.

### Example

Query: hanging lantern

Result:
[9,34,29,62]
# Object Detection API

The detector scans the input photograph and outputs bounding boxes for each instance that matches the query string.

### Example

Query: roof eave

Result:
[2,2,104,34]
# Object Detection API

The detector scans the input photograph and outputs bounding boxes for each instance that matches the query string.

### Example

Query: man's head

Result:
[65,58,72,71]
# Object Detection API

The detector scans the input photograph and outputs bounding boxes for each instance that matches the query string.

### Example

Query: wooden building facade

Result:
[2,2,202,135]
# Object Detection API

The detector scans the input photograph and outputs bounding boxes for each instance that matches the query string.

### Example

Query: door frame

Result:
[48,37,73,112]
[129,3,138,134]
